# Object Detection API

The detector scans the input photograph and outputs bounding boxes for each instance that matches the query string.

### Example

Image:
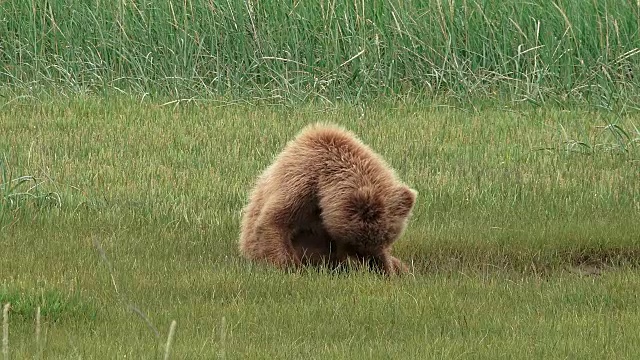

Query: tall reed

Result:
[0,1,638,101]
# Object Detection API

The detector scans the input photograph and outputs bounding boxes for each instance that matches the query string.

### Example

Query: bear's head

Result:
[321,184,417,253]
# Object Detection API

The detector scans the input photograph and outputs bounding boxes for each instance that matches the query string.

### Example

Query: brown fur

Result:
[238,123,417,275]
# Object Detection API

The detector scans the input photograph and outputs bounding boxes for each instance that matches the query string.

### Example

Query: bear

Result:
[291,223,343,268]
[290,216,410,274]
[238,122,417,275]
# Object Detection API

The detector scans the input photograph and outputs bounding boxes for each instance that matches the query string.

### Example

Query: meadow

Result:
[1,97,639,358]
[1,0,640,359]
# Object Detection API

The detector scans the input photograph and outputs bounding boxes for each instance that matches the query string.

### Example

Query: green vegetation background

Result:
[1,0,640,358]
[1,0,639,104]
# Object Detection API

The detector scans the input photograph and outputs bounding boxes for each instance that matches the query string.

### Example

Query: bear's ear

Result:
[350,186,383,222]
[391,186,417,217]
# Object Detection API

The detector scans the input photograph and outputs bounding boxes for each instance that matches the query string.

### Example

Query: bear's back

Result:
[289,123,399,186]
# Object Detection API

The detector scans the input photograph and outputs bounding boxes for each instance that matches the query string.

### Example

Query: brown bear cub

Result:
[239,123,417,275]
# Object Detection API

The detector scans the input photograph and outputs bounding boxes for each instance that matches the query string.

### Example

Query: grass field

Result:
[1,96,639,358]
[1,0,640,358]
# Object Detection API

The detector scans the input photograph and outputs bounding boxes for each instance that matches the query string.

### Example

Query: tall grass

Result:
[0,0,638,103]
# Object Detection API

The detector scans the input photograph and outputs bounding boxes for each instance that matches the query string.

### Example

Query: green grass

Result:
[1,155,61,221]
[1,1,639,357]
[1,0,639,103]
[1,96,639,358]
[0,286,97,323]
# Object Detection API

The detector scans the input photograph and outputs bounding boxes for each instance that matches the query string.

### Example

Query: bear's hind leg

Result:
[244,200,305,270]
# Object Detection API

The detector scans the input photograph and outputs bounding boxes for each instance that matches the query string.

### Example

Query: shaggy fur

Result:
[239,123,417,275]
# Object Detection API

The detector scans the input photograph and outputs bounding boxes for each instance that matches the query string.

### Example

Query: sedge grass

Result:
[0,0,638,104]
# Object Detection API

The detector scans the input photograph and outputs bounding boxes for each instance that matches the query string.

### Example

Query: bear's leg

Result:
[239,189,265,252]
[249,201,305,269]
[359,250,407,276]
[291,219,344,268]
[389,255,410,274]
[292,230,330,267]
[253,224,301,269]
[366,253,395,275]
